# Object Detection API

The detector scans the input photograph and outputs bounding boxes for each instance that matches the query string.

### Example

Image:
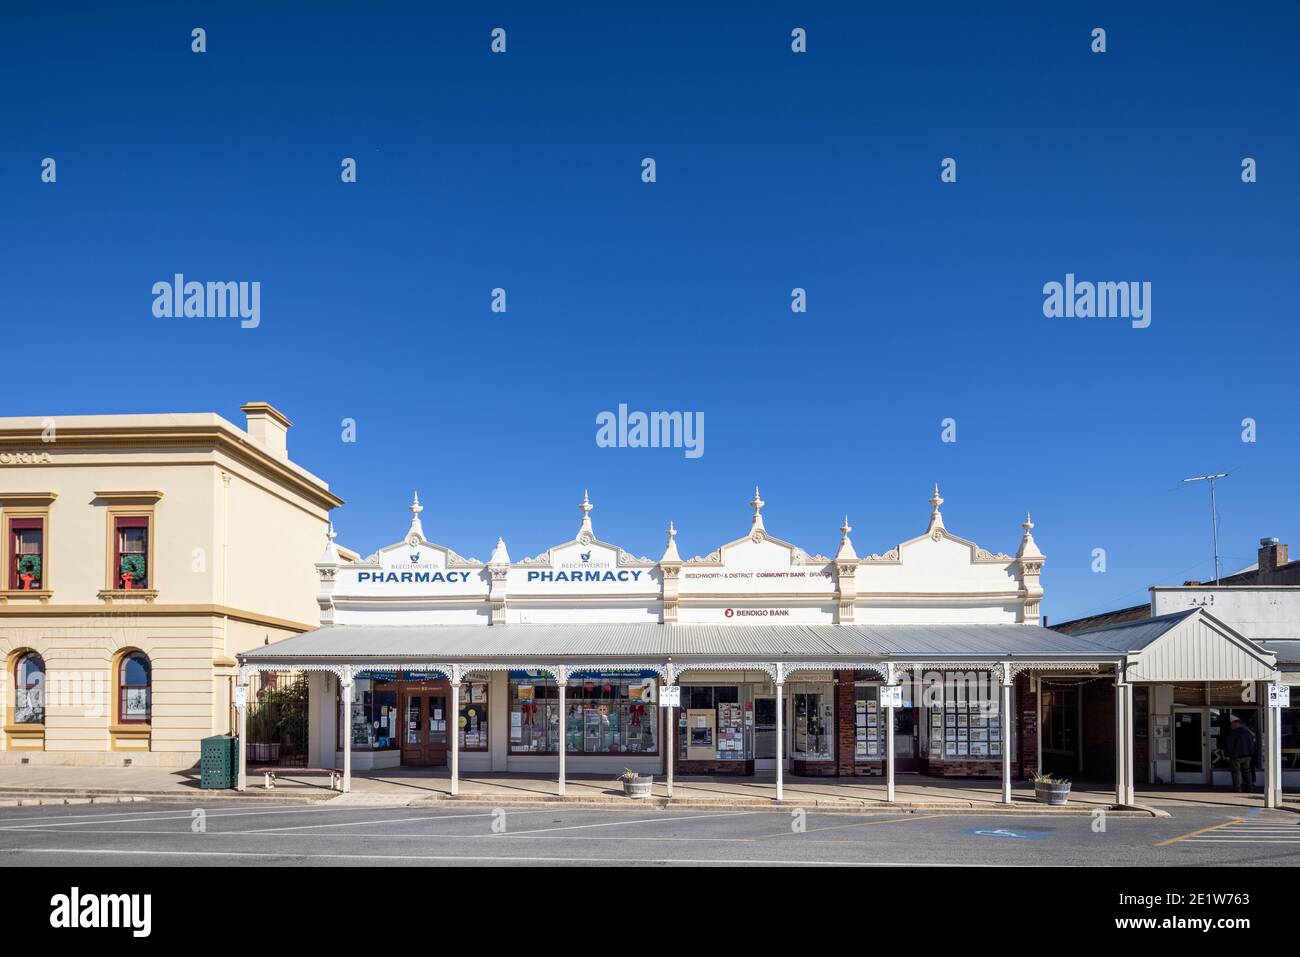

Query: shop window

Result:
[114,516,150,589]
[1208,682,1254,707]
[1040,684,1079,755]
[923,671,1004,761]
[677,684,749,761]
[567,672,657,755]
[853,681,917,762]
[14,652,45,724]
[1173,683,1207,707]
[509,674,559,753]
[458,676,489,752]
[791,681,834,760]
[9,519,44,590]
[1209,707,1260,770]
[1281,692,1300,769]
[342,672,400,750]
[853,683,887,759]
[509,671,658,754]
[118,651,151,723]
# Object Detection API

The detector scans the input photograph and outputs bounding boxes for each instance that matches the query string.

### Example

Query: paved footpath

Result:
[0,800,1297,867]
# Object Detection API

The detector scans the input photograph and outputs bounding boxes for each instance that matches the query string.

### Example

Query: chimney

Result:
[1259,537,1288,575]
[240,402,292,459]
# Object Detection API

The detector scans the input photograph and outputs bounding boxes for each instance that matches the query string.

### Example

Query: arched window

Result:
[14,652,45,724]
[118,651,151,723]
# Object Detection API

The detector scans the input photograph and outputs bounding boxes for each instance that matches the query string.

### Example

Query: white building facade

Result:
[239,486,1286,806]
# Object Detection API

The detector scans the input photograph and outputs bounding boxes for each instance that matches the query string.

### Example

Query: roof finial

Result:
[661,520,681,563]
[1017,510,1044,561]
[928,483,945,532]
[318,521,341,564]
[835,514,858,562]
[750,486,765,531]
[489,536,511,565]
[408,491,425,538]
[578,489,594,538]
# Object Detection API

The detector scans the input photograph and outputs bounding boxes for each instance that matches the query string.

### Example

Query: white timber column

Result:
[1000,664,1013,805]
[449,674,461,797]
[775,666,785,803]
[341,669,354,793]
[1266,679,1282,809]
[1124,681,1136,806]
[884,665,896,803]
[664,662,674,800]
[556,667,567,798]
[1114,671,1127,807]
[235,674,248,792]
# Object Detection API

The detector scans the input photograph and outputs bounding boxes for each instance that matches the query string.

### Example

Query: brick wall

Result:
[835,671,856,774]
[1017,675,1038,779]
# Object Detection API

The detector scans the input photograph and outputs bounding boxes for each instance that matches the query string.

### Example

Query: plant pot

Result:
[623,775,653,799]
[121,573,134,590]
[18,573,34,590]
[1034,782,1071,806]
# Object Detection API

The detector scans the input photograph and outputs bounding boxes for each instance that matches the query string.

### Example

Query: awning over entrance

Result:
[1069,608,1279,683]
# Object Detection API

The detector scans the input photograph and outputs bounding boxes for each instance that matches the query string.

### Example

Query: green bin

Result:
[200,734,239,789]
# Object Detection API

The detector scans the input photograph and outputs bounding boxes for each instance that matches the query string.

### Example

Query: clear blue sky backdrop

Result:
[3,2,1297,622]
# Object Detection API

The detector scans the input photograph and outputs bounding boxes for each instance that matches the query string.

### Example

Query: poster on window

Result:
[123,688,149,718]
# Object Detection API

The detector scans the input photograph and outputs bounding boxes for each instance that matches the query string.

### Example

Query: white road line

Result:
[0,803,379,827]
[498,810,766,836]
[240,809,557,833]
[0,847,997,866]
[0,828,892,845]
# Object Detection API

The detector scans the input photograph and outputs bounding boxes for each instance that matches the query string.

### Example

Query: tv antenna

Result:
[1181,472,1229,584]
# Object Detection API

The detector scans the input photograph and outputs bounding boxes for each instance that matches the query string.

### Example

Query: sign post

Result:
[881,684,901,802]
[660,684,680,799]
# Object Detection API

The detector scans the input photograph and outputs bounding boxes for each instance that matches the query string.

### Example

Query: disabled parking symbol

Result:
[961,827,1050,840]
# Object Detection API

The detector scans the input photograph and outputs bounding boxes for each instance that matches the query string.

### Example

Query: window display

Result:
[676,685,752,760]
[458,675,489,751]
[346,671,399,750]
[509,670,658,754]
[791,681,833,760]
[925,675,1005,760]
[854,682,918,762]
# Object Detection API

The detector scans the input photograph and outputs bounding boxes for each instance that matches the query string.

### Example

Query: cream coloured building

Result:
[0,403,343,766]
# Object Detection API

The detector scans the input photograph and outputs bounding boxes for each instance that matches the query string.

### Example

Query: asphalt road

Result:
[0,801,1296,867]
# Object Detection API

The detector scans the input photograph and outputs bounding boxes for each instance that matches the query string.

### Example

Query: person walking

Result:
[1225,716,1257,793]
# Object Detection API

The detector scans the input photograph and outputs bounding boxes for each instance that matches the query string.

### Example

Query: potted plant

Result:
[1029,769,1071,806]
[617,768,653,799]
[17,554,40,590]
[120,554,146,589]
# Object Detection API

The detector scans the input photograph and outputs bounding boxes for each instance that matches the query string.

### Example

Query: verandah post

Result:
[1000,663,1012,805]
[341,668,353,793]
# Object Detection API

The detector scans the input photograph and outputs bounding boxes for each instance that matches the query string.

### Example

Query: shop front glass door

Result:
[1174,709,1206,784]
[753,696,788,769]
[401,692,449,766]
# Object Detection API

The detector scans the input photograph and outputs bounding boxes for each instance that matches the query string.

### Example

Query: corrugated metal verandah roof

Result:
[239,622,1123,664]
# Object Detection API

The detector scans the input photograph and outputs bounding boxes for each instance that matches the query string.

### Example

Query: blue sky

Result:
[2,2,1297,622]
